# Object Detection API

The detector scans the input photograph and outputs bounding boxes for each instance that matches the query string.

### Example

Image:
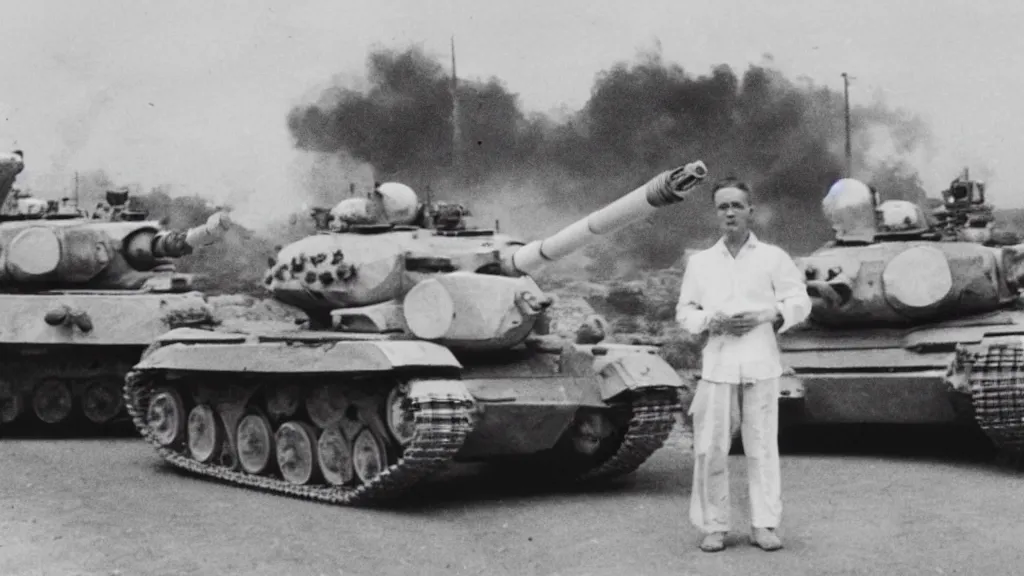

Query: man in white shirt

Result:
[675,178,812,553]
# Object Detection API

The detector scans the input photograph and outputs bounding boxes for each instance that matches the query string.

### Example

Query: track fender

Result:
[595,351,683,401]
[134,334,462,373]
[406,378,475,406]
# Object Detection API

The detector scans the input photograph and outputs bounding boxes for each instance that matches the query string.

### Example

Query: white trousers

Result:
[688,377,781,532]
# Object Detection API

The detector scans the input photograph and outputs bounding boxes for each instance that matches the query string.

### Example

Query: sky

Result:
[1,0,1021,228]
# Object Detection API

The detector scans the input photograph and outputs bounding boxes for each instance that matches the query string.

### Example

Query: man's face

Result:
[714,187,752,236]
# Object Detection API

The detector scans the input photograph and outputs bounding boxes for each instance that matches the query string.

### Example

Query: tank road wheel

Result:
[147,388,188,447]
[266,385,301,421]
[275,421,320,485]
[385,383,417,446]
[32,378,73,424]
[352,427,388,484]
[0,393,23,424]
[236,412,275,475]
[317,425,356,486]
[187,405,223,463]
[81,380,124,424]
[305,385,349,428]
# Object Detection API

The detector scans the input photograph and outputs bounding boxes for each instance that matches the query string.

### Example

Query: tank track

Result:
[966,341,1024,458]
[124,369,477,505]
[125,369,680,505]
[575,393,679,483]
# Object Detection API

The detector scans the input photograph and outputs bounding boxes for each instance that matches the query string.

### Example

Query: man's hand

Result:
[709,309,780,336]
[724,312,762,335]
[707,312,732,336]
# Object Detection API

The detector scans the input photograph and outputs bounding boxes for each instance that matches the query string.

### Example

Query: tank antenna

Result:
[842,72,853,178]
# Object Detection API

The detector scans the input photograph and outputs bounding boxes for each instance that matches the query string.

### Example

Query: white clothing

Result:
[676,232,811,532]
[688,377,781,531]
[675,232,812,384]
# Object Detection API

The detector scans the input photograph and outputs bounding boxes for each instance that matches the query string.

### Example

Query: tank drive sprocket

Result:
[575,392,679,483]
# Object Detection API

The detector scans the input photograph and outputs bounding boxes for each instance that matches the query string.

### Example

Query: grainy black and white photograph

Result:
[2,1,1023,574]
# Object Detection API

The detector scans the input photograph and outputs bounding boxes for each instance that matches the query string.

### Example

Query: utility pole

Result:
[450,35,461,174]
[842,72,852,177]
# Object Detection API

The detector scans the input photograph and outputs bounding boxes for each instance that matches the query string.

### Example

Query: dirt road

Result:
[1,425,1021,576]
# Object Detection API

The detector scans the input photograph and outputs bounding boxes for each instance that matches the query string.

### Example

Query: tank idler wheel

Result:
[0,393,23,424]
[236,411,275,475]
[275,421,321,485]
[148,388,188,447]
[81,380,124,424]
[317,425,356,485]
[187,405,223,463]
[32,378,73,424]
[386,383,416,447]
[266,385,301,421]
[352,427,389,484]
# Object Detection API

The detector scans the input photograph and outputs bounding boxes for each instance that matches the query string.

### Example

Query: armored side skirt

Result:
[778,369,964,425]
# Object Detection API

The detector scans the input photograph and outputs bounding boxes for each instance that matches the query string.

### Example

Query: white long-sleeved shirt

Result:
[675,232,812,384]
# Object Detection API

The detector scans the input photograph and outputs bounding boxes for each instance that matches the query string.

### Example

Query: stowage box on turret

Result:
[0,151,232,432]
[123,161,708,505]
[776,172,1024,461]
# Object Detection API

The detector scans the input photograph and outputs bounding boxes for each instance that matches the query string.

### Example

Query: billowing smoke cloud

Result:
[286,47,933,278]
[87,45,936,295]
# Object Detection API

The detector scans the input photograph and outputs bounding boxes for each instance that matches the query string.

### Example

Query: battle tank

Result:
[0,151,232,433]
[776,172,1024,460]
[122,161,708,505]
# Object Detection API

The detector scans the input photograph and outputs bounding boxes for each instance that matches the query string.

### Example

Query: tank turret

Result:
[265,161,708,347]
[795,173,1024,327]
[0,209,233,292]
[0,153,232,292]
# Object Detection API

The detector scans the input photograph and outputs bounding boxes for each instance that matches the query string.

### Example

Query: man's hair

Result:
[710,177,752,205]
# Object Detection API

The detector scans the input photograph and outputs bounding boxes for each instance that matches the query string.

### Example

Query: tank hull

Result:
[0,291,214,431]
[777,310,1024,456]
[123,329,683,505]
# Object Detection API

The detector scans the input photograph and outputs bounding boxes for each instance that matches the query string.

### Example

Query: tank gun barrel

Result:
[184,212,233,251]
[152,211,233,258]
[502,161,707,276]
[0,150,25,208]
[123,211,233,271]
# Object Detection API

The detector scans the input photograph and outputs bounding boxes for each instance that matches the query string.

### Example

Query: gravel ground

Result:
[1,424,1022,576]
